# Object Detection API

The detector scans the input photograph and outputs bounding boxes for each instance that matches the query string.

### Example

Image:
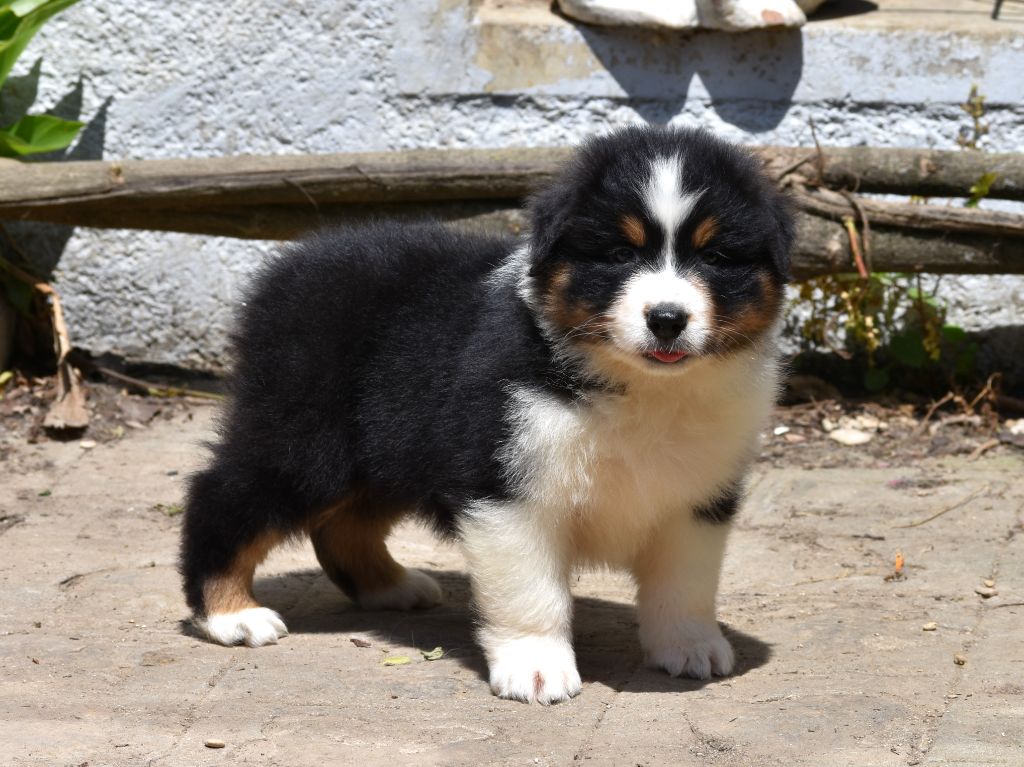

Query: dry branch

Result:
[793,186,1024,239]
[760,146,1024,201]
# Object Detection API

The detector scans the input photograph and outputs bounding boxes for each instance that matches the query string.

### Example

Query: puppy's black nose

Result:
[646,304,688,341]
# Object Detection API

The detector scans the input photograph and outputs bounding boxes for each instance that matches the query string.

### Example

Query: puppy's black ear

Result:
[526,181,575,276]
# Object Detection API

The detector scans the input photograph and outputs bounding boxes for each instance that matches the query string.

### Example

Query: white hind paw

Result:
[357,568,443,610]
[196,607,289,647]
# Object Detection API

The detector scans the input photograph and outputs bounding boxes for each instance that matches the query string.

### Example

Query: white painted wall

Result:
[9,0,1023,371]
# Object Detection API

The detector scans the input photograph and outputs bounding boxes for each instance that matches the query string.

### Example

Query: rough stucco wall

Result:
[10,0,1024,371]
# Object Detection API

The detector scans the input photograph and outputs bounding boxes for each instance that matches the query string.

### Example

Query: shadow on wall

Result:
[0,59,110,278]
[568,23,804,129]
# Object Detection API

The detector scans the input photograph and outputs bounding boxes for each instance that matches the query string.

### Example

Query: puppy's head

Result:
[526,126,793,376]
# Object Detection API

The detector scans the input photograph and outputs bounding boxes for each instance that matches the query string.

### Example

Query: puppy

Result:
[180,125,793,704]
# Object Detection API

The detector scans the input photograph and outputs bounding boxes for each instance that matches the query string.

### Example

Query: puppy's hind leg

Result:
[310,500,442,610]
[180,466,293,647]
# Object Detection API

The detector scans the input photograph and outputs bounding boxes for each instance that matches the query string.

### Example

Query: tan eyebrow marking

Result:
[619,214,646,248]
[692,216,719,249]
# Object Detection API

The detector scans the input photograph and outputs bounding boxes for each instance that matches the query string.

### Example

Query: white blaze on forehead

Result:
[643,155,702,262]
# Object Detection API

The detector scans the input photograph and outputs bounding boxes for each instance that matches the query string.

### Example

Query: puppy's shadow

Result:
[253,569,772,693]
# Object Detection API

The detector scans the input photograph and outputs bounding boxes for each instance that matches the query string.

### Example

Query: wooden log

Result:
[0,148,571,211]
[0,145,1019,220]
[790,215,1024,279]
[0,147,1022,278]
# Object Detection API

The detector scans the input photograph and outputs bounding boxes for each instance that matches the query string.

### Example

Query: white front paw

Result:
[642,617,734,680]
[486,635,582,704]
[197,607,289,648]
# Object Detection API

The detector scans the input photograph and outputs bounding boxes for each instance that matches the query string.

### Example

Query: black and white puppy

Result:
[180,125,793,704]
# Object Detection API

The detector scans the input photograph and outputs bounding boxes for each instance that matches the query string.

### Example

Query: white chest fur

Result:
[500,350,779,566]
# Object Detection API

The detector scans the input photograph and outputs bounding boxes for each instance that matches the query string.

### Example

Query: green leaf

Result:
[889,330,928,369]
[941,324,967,344]
[863,367,890,392]
[9,1,60,15]
[0,0,83,88]
[0,112,82,156]
[420,646,445,661]
[965,172,998,208]
[382,656,411,666]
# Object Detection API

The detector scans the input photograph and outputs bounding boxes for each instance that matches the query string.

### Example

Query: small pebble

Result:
[204,739,226,749]
[828,428,873,446]
[953,654,967,666]
[975,586,998,598]
[79,439,96,449]
[983,579,995,588]
[922,622,937,631]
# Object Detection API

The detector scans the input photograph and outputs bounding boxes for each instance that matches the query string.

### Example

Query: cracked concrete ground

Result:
[1,406,1022,766]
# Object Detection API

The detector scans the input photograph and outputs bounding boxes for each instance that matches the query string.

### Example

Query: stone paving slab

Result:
[1,407,1022,766]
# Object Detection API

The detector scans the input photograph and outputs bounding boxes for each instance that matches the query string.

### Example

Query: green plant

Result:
[956,85,988,151]
[794,273,977,391]
[0,0,83,158]
[792,84,999,392]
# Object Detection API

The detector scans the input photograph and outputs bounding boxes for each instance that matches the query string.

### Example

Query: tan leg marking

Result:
[310,500,406,600]
[203,530,285,616]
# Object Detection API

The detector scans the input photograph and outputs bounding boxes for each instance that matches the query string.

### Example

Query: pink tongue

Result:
[651,350,687,363]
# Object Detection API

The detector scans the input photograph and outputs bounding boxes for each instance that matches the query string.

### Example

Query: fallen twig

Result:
[967,373,1000,412]
[892,484,990,529]
[789,568,860,587]
[967,438,1000,461]
[909,392,956,440]
[94,365,223,401]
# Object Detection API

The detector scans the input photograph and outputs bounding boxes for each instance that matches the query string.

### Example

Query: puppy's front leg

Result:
[460,503,581,704]
[633,507,735,680]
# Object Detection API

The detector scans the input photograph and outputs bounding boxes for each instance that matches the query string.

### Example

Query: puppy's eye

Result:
[609,247,636,263]
[703,250,728,266]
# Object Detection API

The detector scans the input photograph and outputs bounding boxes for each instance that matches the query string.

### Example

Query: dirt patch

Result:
[0,373,206,447]
[2,371,1022,471]
[762,399,1020,469]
